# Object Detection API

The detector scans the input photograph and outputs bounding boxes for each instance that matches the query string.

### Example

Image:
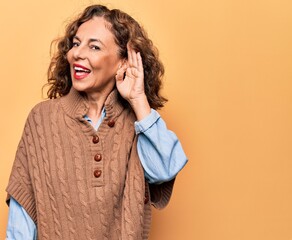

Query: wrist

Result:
[130,95,151,121]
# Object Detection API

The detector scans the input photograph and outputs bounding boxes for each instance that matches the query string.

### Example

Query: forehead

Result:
[76,16,115,43]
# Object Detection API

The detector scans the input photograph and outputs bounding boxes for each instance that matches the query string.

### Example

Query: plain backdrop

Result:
[1,0,292,239]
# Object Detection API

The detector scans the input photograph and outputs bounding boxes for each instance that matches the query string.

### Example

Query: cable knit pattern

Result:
[50,105,77,239]
[110,127,122,234]
[35,107,62,238]
[6,87,175,240]
[14,141,31,186]
[25,111,50,239]
[66,118,94,240]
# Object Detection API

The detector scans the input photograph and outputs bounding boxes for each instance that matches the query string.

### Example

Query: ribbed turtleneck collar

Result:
[60,87,125,121]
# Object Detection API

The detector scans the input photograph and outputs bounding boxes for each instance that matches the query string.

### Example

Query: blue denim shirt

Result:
[6,109,187,239]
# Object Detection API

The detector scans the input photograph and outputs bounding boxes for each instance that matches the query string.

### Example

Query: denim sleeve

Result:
[135,109,188,184]
[6,197,37,240]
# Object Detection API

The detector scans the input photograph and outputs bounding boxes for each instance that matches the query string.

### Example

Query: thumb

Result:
[115,64,127,83]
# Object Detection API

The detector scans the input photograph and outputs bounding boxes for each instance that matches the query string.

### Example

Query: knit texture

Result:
[6,88,174,240]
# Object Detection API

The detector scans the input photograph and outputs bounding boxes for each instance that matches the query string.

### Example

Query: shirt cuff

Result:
[134,109,160,134]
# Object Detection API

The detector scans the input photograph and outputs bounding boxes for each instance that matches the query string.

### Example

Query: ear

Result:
[119,59,128,69]
[122,58,128,66]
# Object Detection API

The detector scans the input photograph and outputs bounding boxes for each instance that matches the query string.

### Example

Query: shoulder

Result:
[32,98,60,110]
[26,98,62,121]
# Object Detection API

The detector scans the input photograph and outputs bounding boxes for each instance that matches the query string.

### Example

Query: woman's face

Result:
[67,16,122,97]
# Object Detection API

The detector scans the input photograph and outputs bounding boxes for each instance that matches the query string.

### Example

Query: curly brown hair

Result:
[46,4,167,109]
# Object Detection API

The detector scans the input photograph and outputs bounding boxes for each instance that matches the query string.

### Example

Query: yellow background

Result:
[1,0,292,239]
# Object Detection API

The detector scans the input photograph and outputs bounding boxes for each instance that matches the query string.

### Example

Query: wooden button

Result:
[94,169,102,178]
[108,119,115,127]
[94,154,102,162]
[92,135,99,144]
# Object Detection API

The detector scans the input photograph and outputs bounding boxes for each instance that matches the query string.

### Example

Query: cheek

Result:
[66,50,73,64]
[105,54,121,69]
[93,55,118,72]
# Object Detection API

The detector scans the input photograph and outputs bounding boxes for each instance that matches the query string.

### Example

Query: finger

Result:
[127,44,133,67]
[115,65,127,82]
[137,52,143,71]
[126,66,139,78]
[131,49,138,68]
[127,44,139,68]
[115,70,123,82]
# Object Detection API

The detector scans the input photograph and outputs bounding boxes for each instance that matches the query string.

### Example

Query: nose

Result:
[73,44,86,60]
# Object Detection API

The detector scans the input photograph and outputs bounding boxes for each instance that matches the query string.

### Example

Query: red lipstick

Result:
[73,64,91,80]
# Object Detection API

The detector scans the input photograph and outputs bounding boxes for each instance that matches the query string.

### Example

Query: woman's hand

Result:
[116,45,151,120]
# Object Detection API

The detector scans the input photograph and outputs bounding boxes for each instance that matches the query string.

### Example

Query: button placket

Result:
[91,134,103,186]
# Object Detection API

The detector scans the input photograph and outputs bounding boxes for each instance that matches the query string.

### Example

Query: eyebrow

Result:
[73,36,105,47]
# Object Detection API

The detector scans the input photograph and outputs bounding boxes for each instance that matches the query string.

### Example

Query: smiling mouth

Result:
[73,64,91,79]
[74,66,91,73]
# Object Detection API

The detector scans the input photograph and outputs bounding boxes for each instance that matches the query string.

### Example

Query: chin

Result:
[71,81,87,93]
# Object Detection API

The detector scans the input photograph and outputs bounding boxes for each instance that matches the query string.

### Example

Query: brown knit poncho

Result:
[6,88,174,240]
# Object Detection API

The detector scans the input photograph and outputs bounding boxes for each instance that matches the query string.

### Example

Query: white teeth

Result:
[74,66,90,72]
[74,66,84,71]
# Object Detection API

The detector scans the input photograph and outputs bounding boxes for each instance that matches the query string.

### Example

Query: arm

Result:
[135,109,188,184]
[116,46,187,208]
[6,113,38,239]
[116,45,187,184]
[6,197,37,240]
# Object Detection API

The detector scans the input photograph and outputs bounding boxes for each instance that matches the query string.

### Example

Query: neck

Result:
[85,90,109,125]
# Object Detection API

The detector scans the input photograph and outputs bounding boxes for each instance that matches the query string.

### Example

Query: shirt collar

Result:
[60,87,124,121]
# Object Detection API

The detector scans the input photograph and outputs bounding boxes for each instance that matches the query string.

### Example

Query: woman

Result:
[6,4,187,240]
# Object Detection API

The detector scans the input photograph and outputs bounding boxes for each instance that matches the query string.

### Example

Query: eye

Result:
[72,42,80,47]
[90,45,100,51]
